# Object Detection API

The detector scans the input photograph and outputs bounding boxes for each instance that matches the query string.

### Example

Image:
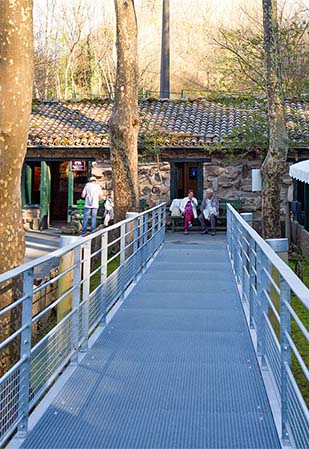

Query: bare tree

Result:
[109,0,139,221]
[261,0,289,238]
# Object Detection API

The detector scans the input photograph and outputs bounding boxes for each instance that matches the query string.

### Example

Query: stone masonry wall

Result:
[92,160,171,207]
[92,156,292,213]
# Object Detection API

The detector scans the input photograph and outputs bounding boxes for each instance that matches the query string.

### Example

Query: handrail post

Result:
[240,214,253,304]
[260,252,269,369]
[100,232,108,326]
[152,209,156,254]
[120,223,126,298]
[17,268,34,437]
[81,240,91,353]
[71,246,81,365]
[280,275,291,445]
[142,212,149,270]
[241,228,247,302]
[249,237,255,329]
[256,245,263,356]
[134,216,139,279]
[162,205,166,244]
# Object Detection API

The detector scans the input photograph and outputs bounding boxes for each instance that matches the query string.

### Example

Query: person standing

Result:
[180,190,198,235]
[81,176,103,236]
[199,188,219,236]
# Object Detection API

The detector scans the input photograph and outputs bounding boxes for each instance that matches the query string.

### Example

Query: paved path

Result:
[20,233,280,449]
[25,228,60,277]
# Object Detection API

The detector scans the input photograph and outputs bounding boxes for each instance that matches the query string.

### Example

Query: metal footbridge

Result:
[0,204,308,449]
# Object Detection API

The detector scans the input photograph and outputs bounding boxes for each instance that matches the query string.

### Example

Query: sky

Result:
[34,0,309,30]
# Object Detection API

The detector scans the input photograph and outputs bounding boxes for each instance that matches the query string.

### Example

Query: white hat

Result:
[89,176,96,182]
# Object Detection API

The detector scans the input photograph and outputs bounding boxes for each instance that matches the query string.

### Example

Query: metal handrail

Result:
[0,203,166,446]
[227,204,309,449]
[0,203,166,285]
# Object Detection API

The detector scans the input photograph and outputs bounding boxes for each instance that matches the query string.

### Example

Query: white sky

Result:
[34,0,309,28]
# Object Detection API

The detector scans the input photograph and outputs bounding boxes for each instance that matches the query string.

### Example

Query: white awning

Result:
[289,160,309,184]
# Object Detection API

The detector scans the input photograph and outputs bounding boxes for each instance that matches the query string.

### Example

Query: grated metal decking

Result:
[20,234,281,449]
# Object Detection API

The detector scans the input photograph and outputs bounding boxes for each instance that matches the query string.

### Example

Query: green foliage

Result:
[288,257,309,406]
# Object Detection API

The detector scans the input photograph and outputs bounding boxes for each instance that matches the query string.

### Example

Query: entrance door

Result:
[50,162,69,222]
[171,161,203,201]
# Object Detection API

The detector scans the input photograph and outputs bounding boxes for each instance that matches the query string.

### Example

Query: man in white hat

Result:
[81,176,103,236]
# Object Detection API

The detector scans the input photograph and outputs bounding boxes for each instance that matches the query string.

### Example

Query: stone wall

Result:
[22,206,40,230]
[91,156,292,213]
[92,160,171,207]
[204,157,292,214]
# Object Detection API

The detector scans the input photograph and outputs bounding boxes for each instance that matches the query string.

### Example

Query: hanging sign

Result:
[70,160,87,172]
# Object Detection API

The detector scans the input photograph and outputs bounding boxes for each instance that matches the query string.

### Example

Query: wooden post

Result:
[57,236,79,323]
[26,163,32,204]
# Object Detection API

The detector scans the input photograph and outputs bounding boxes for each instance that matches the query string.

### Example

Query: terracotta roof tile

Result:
[28,98,309,148]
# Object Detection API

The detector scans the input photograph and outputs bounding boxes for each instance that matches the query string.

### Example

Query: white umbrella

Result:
[289,160,309,184]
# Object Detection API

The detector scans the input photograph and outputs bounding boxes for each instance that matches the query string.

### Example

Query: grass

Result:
[90,256,120,293]
[288,257,309,407]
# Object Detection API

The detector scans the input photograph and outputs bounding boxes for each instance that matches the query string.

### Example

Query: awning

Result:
[289,160,309,184]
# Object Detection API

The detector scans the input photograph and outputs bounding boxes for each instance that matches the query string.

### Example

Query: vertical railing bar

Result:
[81,240,91,353]
[241,228,247,302]
[71,246,81,364]
[280,275,291,445]
[17,267,34,437]
[249,237,255,329]
[100,232,108,326]
[260,253,270,369]
[120,223,126,299]
[256,245,263,356]
[133,216,139,280]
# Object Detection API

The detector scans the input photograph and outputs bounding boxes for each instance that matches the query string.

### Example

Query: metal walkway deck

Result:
[19,234,280,449]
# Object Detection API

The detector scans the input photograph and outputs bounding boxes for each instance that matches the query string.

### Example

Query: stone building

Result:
[24,97,309,228]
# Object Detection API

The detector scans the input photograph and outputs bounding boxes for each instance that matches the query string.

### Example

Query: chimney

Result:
[160,0,170,98]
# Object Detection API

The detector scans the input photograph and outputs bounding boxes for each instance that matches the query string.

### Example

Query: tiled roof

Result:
[28,98,309,148]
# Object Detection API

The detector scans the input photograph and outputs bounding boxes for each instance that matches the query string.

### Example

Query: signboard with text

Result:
[70,160,87,172]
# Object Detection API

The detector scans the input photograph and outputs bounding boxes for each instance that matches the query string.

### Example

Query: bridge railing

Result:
[0,203,166,446]
[227,205,309,449]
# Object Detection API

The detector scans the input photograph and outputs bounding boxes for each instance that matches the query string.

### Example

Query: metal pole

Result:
[17,268,34,437]
[100,232,108,326]
[120,223,126,298]
[81,240,91,353]
[160,0,170,98]
[71,246,81,365]
[280,275,291,445]
[249,237,256,329]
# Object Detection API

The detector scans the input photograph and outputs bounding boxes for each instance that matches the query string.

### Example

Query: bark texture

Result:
[0,0,34,374]
[261,0,289,239]
[109,0,139,221]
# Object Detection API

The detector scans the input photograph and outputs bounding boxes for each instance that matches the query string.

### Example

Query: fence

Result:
[0,203,166,447]
[227,205,309,449]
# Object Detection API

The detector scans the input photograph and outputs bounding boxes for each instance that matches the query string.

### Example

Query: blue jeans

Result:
[82,208,98,235]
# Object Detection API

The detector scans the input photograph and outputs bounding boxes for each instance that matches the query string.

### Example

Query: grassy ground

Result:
[288,257,309,407]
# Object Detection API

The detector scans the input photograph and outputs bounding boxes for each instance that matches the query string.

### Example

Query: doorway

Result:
[50,161,69,222]
[171,161,203,201]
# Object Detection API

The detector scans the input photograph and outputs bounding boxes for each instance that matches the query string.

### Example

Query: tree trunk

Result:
[109,0,139,221]
[0,0,34,374]
[261,0,289,239]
